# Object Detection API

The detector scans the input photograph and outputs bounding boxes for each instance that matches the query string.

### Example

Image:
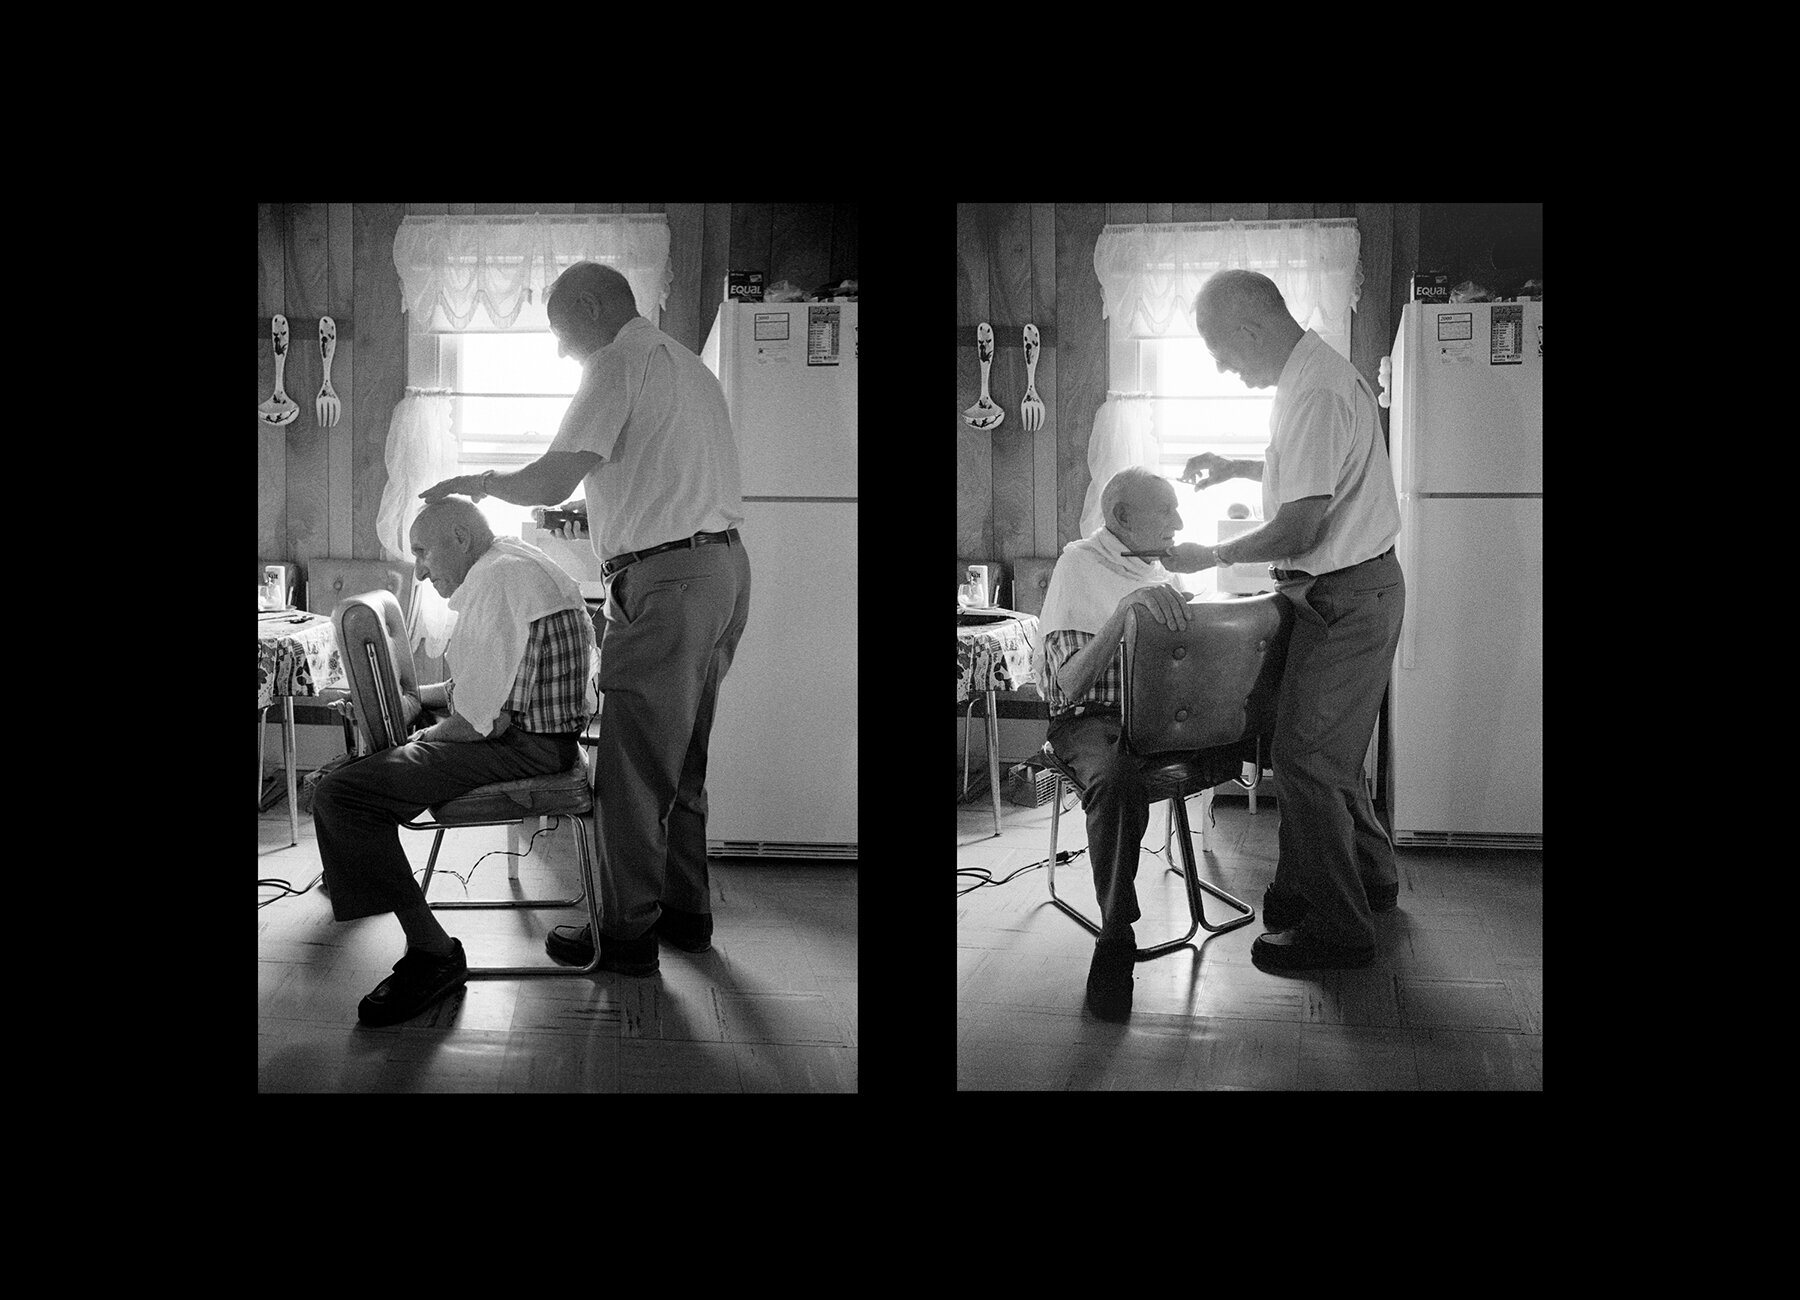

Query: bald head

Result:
[1194,269,1291,335]
[548,261,638,316]
[410,498,495,598]
[413,497,494,549]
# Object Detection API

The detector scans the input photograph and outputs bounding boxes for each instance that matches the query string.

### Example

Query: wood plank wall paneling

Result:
[259,202,857,576]
[956,202,1431,577]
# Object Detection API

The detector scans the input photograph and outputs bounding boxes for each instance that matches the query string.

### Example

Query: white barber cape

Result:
[445,536,597,738]
[1032,526,1176,694]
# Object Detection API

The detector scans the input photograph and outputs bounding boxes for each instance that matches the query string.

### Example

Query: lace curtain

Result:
[374,390,457,660]
[1081,218,1363,533]
[392,212,673,331]
[1093,218,1362,340]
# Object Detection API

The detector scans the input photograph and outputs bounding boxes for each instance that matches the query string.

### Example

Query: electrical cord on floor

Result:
[957,847,1085,897]
[414,816,564,893]
[259,872,323,908]
[257,818,566,908]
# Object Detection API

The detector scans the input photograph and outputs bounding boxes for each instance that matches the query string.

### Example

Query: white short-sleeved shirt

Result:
[548,317,745,561]
[1263,330,1401,576]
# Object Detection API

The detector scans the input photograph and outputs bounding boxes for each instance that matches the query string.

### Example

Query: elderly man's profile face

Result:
[1201,315,1269,390]
[1112,475,1184,555]
[549,297,607,363]
[410,516,475,599]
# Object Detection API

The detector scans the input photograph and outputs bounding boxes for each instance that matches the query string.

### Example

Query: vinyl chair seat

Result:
[425,756,592,825]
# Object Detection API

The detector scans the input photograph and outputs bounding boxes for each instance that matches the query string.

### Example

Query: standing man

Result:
[1172,269,1404,972]
[422,260,749,977]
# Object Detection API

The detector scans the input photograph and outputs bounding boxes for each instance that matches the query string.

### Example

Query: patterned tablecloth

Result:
[258,610,347,710]
[956,612,1040,705]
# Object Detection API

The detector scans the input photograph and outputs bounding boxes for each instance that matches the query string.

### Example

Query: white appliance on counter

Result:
[1387,299,1542,848]
[700,300,857,859]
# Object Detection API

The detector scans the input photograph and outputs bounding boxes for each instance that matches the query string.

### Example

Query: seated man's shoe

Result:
[545,924,660,976]
[655,905,713,953]
[357,939,467,1026]
[1084,933,1135,1022]
[1251,927,1375,973]
[1368,882,1399,913]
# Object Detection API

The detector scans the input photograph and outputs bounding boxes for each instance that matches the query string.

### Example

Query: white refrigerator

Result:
[1387,300,1542,848]
[701,301,857,859]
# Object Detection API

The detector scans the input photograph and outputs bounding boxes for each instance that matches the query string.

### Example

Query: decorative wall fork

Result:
[1021,324,1044,431]
[316,317,341,427]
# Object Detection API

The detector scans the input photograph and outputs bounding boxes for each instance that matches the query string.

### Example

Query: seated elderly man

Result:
[1036,466,1237,1021]
[312,497,598,1027]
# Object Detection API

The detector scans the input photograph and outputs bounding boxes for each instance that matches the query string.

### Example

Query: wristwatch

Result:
[1215,541,1232,568]
[472,469,494,501]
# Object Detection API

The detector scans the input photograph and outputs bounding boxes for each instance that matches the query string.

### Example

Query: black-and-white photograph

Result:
[957,203,1541,1090]
[259,204,857,1093]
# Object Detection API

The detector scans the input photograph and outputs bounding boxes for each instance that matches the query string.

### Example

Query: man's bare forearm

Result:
[481,452,597,507]
[482,460,568,507]
[1053,606,1130,705]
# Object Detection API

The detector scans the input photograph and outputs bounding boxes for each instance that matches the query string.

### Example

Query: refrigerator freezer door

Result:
[704,499,857,856]
[1395,302,1542,495]
[703,302,857,499]
[1390,497,1542,845]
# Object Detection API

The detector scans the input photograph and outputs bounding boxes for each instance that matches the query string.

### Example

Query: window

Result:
[409,330,584,542]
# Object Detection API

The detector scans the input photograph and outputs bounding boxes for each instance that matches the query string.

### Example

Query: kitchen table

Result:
[258,608,347,847]
[956,610,1040,838]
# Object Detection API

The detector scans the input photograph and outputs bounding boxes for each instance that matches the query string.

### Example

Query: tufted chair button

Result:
[1172,645,1186,660]
[1175,707,1189,722]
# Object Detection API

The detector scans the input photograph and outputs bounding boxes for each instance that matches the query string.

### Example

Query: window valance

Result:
[1093,218,1362,339]
[393,212,672,331]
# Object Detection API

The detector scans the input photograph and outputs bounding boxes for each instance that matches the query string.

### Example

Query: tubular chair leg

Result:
[1047,774,1256,961]
[465,813,605,978]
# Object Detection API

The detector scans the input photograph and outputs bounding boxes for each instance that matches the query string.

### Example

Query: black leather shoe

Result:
[1264,883,1399,930]
[1250,928,1375,973]
[655,906,713,953]
[1085,935,1135,1022]
[357,939,467,1026]
[544,924,659,976]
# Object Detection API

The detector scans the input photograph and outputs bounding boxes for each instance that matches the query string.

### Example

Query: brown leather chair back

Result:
[331,590,419,753]
[1121,593,1294,757]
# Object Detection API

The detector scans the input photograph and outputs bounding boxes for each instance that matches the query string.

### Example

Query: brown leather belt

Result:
[1272,546,1393,583]
[602,529,738,579]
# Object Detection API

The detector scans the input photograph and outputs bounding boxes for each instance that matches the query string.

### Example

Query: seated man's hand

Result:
[1161,542,1217,574]
[1117,583,1191,631]
[1180,452,1236,490]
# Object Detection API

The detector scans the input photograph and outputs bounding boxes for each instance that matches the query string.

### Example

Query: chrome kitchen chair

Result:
[331,590,604,977]
[1038,592,1294,960]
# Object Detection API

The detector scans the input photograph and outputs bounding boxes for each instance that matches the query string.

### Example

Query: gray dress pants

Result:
[591,537,751,940]
[1269,550,1406,948]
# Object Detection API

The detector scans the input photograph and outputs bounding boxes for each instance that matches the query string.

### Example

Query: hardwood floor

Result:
[259,799,856,1092]
[958,787,1541,1090]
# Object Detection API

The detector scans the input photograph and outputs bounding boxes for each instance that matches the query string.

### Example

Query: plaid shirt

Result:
[1043,628,1122,721]
[449,607,595,735]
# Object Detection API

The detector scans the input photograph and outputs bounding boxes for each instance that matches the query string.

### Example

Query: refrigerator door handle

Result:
[1398,492,1417,669]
